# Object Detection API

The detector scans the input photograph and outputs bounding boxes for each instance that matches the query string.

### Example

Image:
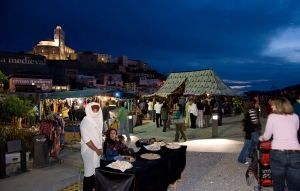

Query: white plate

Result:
[166,143,181,149]
[140,153,161,160]
[154,141,166,147]
[113,155,136,162]
[144,144,161,151]
[107,160,133,172]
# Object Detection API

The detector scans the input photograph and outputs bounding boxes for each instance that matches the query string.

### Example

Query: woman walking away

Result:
[161,102,170,132]
[188,98,198,129]
[174,104,188,142]
[237,99,259,164]
[203,100,211,128]
[196,98,205,128]
[259,97,300,191]
[185,98,191,128]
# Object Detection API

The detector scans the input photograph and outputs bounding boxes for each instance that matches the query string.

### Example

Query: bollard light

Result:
[212,115,218,120]
[128,115,133,133]
[212,114,218,138]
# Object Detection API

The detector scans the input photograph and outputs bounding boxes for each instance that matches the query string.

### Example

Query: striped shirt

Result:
[248,109,258,124]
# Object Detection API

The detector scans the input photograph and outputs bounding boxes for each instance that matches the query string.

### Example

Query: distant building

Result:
[47,60,80,85]
[93,53,112,63]
[30,26,75,60]
[78,74,96,88]
[97,73,123,87]
[69,52,98,69]
[0,51,53,94]
[110,55,150,71]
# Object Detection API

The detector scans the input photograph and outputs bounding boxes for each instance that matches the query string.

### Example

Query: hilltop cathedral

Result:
[28,26,75,60]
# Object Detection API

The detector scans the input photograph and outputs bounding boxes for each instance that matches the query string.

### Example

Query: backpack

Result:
[110,120,118,131]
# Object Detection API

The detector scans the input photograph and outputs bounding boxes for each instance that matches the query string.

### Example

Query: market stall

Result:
[39,89,135,144]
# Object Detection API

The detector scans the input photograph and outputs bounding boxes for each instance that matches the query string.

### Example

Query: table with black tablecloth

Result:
[95,145,187,191]
[64,125,80,143]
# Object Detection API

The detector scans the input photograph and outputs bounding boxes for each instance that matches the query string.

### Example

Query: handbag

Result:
[173,117,185,124]
[167,118,172,125]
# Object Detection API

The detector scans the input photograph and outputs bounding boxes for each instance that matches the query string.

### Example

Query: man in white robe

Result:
[80,102,103,191]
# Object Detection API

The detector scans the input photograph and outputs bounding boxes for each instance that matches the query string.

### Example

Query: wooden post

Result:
[20,139,27,172]
[0,141,6,178]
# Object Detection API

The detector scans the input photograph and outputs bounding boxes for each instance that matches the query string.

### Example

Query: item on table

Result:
[140,153,161,160]
[166,143,181,149]
[125,155,135,162]
[144,144,161,151]
[154,141,166,147]
[110,160,133,169]
[114,155,136,162]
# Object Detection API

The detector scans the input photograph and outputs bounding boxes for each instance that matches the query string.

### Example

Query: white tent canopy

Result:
[153,68,239,96]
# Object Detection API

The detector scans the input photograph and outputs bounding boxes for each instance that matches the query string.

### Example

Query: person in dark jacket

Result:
[102,102,110,128]
[213,97,223,126]
[160,103,171,132]
[237,99,259,164]
[104,128,120,161]
[75,105,86,121]
[203,100,211,128]
[68,102,77,121]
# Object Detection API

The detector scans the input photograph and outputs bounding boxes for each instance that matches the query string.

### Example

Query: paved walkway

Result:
[0,114,271,191]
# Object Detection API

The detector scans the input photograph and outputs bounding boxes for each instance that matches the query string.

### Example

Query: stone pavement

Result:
[0,114,271,191]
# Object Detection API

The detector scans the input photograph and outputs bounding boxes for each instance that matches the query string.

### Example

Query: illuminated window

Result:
[42,49,44,53]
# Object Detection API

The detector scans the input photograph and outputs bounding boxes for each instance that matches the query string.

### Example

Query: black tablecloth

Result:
[95,145,187,191]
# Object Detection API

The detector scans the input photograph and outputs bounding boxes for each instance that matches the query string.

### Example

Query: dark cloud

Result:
[1,0,300,91]
[195,56,221,60]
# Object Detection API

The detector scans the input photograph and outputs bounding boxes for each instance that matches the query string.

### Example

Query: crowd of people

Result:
[77,89,300,190]
[140,94,240,127]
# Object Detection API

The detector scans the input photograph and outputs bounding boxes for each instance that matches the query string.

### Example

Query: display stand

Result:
[40,114,65,164]
[64,120,81,146]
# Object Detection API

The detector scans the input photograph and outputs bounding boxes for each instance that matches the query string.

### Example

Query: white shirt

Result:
[148,101,153,111]
[154,103,163,113]
[188,103,198,116]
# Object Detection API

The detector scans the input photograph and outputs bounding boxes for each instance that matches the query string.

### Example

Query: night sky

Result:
[1,0,300,92]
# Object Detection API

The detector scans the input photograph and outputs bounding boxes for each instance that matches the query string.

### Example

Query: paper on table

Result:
[144,144,161,151]
[106,160,133,172]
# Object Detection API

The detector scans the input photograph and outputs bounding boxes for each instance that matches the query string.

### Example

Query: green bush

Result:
[0,93,32,125]
[0,125,39,157]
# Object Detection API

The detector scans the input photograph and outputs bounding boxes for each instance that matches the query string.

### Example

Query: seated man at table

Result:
[104,128,121,161]
[135,137,157,148]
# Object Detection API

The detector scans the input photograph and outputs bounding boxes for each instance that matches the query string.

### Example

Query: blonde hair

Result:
[272,97,293,115]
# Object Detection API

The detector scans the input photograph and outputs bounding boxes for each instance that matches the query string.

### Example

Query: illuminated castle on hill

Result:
[30,26,75,60]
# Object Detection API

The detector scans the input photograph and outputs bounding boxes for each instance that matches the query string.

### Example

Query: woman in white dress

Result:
[80,102,103,191]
